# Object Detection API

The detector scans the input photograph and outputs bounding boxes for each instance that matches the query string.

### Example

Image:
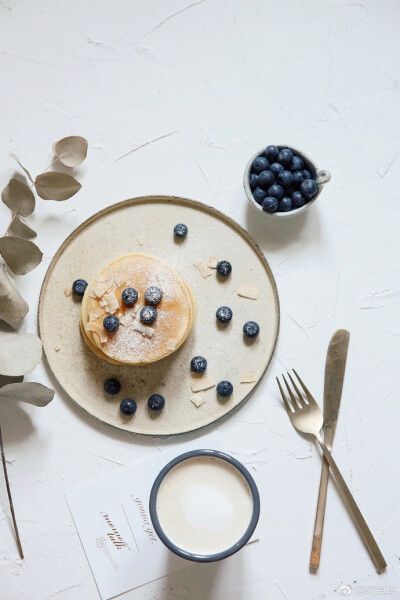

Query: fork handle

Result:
[315,434,387,573]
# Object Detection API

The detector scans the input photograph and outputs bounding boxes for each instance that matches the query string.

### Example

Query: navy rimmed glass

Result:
[149,449,260,562]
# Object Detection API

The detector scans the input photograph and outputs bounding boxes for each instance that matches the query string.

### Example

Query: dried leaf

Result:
[7,215,37,240]
[0,375,24,389]
[0,331,42,376]
[10,154,34,183]
[35,172,81,201]
[1,178,35,216]
[0,265,29,322]
[53,136,88,167]
[0,237,42,275]
[0,382,54,406]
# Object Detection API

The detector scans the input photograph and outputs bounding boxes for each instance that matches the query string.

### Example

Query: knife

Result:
[309,328,350,571]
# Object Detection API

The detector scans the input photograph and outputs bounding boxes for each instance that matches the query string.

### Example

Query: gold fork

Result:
[277,370,386,573]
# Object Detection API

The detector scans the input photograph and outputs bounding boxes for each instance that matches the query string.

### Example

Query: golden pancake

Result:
[80,253,196,365]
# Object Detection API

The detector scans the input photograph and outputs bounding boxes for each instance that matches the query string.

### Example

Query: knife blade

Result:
[310,328,350,571]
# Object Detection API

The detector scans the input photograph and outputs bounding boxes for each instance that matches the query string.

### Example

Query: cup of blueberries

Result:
[244,145,330,217]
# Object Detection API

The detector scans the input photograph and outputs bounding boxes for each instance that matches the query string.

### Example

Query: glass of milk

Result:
[149,449,260,562]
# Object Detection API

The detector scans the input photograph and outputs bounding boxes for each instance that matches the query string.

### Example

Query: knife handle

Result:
[310,454,330,570]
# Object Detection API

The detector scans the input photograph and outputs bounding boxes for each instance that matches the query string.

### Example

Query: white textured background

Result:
[0,1,400,599]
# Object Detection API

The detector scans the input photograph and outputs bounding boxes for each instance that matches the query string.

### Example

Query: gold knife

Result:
[310,328,350,571]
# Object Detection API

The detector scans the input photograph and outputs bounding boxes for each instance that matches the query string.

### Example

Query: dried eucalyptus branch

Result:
[0,424,24,559]
[0,136,87,559]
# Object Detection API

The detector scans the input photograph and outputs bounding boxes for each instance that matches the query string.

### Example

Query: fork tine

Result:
[287,372,306,406]
[282,374,299,411]
[276,377,292,414]
[293,369,316,404]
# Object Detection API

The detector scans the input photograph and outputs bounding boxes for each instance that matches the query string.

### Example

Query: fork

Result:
[277,370,386,573]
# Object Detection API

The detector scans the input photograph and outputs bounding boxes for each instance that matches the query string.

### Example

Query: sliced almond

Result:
[86,321,108,343]
[208,256,219,268]
[101,291,120,314]
[190,376,215,393]
[193,260,213,278]
[132,321,155,338]
[190,392,207,408]
[64,285,73,297]
[237,283,258,300]
[240,373,257,383]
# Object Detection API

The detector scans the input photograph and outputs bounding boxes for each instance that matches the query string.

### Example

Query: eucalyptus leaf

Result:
[0,237,42,275]
[0,374,24,389]
[1,178,35,216]
[35,172,81,200]
[10,153,34,184]
[0,382,54,406]
[53,136,88,167]
[0,331,42,376]
[0,265,29,322]
[7,215,37,240]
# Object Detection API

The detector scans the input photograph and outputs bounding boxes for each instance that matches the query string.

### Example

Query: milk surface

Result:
[156,456,254,555]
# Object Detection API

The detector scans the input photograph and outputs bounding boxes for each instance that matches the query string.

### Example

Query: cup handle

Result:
[317,169,331,185]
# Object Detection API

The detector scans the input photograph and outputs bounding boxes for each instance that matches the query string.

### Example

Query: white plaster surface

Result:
[0,1,399,599]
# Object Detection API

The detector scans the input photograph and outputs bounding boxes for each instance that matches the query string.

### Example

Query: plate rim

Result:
[38,195,280,437]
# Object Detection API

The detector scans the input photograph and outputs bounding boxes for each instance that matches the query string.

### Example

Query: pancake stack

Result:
[80,253,196,365]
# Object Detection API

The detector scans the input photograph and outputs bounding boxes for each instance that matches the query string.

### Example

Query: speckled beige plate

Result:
[38,196,279,436]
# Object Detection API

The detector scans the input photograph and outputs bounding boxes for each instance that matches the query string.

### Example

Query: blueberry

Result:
[243,321,260,338]
[217,381,233,398]
[302,169,312,180]
[291,191,305,208]
[148,394,165,411]
[104,378,121,395]
[252,156,269,174]
[277,170,294,188]
[174,223,188,239]
[292,170,305,187]
[249,173,259,190]
[103,315,120,332]
[279,197,293,212]
[121,287,138,305]
[264,145,279,161]
[191,356,207,373]
[290,155,304,171]
[145,286,162,306]
[267,184,285,200]
[258,170,275,189]
[270,162,284,176]
[300,179,318,199]
[140,306,157,324]
[216,260,232,277]
[216,306,233,323]
[277,148,293,167]
[252,187,267,204]
[262,196,279,213]
[120,398,137,416]
[72,279,88,296]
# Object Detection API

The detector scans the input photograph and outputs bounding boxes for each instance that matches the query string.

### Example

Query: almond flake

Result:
[208,256,219,268]
[237,283,258,300]
[86,322,108,343]
[101,291,120,314]
[92,282,109,298]
[64,285,73,297]
[193,260,213,278]
[190,393,207,408]
[190,376,215,393]
[132,321,155,338]
[240,373,257,383]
